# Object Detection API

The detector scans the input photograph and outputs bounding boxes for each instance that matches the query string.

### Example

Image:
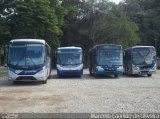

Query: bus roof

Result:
[89,44,122,51]
[57,47,82,50]
[125,46,155,51]
[132,46,155,49]
[94,44,122,47]
[10,39,46,44]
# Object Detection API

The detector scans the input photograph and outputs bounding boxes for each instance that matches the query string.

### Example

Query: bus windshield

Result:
[8,43,45,68]
[97,49,122,65]
[57,49,82,65]
[133,48,156,65]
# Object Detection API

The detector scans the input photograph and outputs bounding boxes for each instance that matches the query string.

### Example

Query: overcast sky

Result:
[110,0,122,4]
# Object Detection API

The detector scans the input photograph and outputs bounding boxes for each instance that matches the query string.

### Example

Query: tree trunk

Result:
[0,45,1,66]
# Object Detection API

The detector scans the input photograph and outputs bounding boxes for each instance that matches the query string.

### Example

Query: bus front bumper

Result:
[95,66,123,76]
[57,64,83,76]
[57,69,83,76]
[8,70,47,81]
[96,70,123,76]
[132,70,156,75]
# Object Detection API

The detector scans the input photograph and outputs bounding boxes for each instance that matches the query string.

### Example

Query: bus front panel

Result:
[91,45,123,77]
[131,47,157,76]
[56,48,83,76]
[8,42,48,81]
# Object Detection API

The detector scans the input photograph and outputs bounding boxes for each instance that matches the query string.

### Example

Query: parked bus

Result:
[56,47,83,77]
[123,46,157,77]
[89,44,123,77]
[7,39,51,84]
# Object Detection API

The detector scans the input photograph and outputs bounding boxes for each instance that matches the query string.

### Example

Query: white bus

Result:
[123,46,157,77]
[7,39,51,84]
[56,47,83,77]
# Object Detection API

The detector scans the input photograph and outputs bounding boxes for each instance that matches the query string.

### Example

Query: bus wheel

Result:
[42,80,47,84]
[147,74,152,77]
[115,74,118,78]
[48,75,51,79]
[13,81,19,84]
[57,75,62,78]
[89,68,92,75]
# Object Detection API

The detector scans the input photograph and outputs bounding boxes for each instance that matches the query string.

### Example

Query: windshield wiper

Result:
[27,55,36,68]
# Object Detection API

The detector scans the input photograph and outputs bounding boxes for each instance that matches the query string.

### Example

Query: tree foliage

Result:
[121,0,160,56]
[60,0,140,65]
[1,0,160,65]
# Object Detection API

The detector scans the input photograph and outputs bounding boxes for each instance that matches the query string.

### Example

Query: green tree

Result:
[59,0,140,66]
[0,0,71,65]
[8,0,63,49]
[76,0,140,48]
[122,0,160,56]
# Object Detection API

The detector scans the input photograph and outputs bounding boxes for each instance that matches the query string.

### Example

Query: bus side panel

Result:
[45,45,51,79]
[124,49,132,75]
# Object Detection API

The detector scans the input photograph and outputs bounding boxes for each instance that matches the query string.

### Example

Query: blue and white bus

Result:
[7,39,51,84]
[123,46,157,77]
[56,47,83,77]
[89,44,123,77]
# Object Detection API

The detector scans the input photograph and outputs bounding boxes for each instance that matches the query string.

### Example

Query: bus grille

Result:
[16,76,37,81]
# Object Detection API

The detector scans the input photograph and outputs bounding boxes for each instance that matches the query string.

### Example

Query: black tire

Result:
[42,80,47,84]
[89,67,92,75]
[115,74,119,78]
[13,81,19,84]
[48,75,51,79]
[57,75,62,78]
[94,73,98,78]
[147,74,152,77]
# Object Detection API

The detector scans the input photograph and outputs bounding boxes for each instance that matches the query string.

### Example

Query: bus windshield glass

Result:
[132,47,156,65]
[97,49,122,65]
[8,43,45,68]
[57,49,82,65]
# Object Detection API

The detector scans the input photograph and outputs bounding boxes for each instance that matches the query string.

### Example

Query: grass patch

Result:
[0,72,7,78]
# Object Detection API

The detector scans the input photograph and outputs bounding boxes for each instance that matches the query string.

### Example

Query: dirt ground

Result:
[0,69,160,113]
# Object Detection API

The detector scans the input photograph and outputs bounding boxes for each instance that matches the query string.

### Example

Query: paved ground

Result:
[0,69,160,113]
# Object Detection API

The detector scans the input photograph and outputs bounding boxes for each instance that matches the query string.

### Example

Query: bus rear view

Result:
[124,46,157,77]
[89,44,123,77]
[56,47,83,77]
[7,39,51,84]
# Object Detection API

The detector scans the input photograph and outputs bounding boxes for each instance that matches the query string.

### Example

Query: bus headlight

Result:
[35,69,45,80]
[57,64,63,70]
[36,69,45,76]
[76,64,83,70]
[8,70,16,80]
[132,65,139,70]
[117,66,123,71]
[152,64,157,70]
[96,66,104,71]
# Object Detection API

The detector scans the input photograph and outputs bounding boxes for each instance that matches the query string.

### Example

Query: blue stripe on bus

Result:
[9,67,43,75]
[18,68,43,75]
